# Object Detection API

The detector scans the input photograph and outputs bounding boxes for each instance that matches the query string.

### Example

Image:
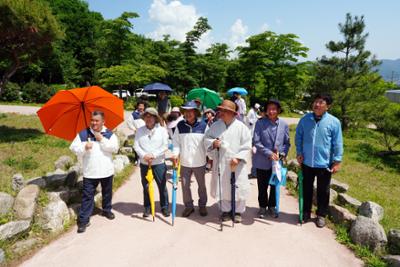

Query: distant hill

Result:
[375,59,400,84]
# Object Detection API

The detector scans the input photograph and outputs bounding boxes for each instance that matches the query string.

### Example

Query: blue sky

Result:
[85,0,400,60]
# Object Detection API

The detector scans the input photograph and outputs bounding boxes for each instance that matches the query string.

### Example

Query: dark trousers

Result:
[140,163,169,210]
[256,168,276,208]
[79,176,113,225]
[302,164,332,217]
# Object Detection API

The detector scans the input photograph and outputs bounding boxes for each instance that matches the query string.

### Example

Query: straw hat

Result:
[217,100,237,113]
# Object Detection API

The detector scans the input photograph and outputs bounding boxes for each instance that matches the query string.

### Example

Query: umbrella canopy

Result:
[269,160,287,216]
[37,86,124,141]
[227,87,248,96]
[143,82,172,92]
[187,87,221,110]
[146,166,156,222]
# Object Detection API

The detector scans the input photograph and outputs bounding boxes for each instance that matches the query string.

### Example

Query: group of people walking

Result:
[70,92,343,234]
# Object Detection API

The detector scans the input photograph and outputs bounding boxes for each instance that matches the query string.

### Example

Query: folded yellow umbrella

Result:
[146,165,155,221]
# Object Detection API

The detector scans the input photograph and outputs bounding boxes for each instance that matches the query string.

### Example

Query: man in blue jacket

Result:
[295,93,343,228]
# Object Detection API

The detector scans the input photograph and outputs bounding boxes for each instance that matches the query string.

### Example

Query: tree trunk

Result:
[0,51,21,96]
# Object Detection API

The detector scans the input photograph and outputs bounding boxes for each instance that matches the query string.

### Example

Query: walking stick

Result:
[230,162,237,228]
[217,142,223,232]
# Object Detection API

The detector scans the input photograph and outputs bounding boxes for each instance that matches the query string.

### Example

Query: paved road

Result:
[20,167,362,267]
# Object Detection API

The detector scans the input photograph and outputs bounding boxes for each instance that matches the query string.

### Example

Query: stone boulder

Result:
[94,192,102,209]
[120,147,133,154]
[12,238,40,254]
[39,196,70,233]
[330,189,338,204]
[383,255,400,267]
[0,192,14,215]
[54,155,73,170]
[287,159,300,171]
[358,201,384,222]
[330,178,349,193]
[68,203,81,221]
[43,169,78,188]
[388,229,400,255]
[0,220,31,241]
[286,171,297,183]
[48,190,70,204]
[338,193,362,210]
[329,204,356,227]
[350,216,387,252]
[13,184,40,220]
[11,173,24,191]
[26,177,46,188]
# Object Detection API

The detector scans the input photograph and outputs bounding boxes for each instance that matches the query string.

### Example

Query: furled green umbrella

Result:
[187,87,222,110]
[298,170,304,225]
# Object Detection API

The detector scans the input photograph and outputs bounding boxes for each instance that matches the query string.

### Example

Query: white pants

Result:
[220,200,246,213]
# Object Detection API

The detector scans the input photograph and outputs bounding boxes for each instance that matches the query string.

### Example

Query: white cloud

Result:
[146,0,212,52]
[229,19,248,49]
[260,23,269,32]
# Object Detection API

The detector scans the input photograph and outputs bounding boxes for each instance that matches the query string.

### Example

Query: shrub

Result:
[170,94,184,108]
[1,82,21,102]
[21,82,57,103]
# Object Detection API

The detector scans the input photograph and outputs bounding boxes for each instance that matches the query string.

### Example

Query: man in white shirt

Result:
[134,107,170,218]
[234,92,247,121]
[70,110,119,233]
[172,101,208,217]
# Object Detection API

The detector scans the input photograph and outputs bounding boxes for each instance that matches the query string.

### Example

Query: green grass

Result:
[0,113,74,194]
[288,125,400,232]
[0,101,42,107]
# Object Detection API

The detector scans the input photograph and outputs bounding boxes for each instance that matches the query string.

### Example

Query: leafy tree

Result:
[310,13,381,129]
[0,0,63,95]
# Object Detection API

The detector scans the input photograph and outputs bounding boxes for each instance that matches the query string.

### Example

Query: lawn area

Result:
[0,113,74,194]
[288,125,400,232]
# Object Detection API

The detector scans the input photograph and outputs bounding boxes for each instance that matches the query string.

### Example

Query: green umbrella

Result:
[187,87,222,110]
[298,170,304,225]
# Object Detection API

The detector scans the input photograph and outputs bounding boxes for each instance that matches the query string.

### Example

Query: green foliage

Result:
[1,82,21,101]
[21,81,56,103]
[0,0,63,94]
[169,95,184,108]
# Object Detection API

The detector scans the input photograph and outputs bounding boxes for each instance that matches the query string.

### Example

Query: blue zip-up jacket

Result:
[295,112,343,168]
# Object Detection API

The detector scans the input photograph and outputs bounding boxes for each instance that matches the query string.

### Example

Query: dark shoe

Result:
[268,207,279,218]
[199,206,208,217]
[316,216,326,228]
[181,207,195,217]
[143,208,151,218]
[77,222,90,233]
[257,208,267,219]
[234,213,242,223]
[303,212,311,223]
[161,208,170,217]
[221,212,231,222]
[102,211,115,220]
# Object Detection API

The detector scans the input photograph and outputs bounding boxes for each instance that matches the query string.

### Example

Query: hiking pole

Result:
[230,161,237,228]
[217,139,223,232]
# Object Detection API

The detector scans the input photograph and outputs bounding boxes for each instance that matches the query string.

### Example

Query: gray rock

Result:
[12,173,25,191]
[26,176,46,188]
[44,169,77,188]
[12,238,39,254]
[115,154,130,165]
[286,171,297,183]
[54,155,73,170]
[338,193,362,210]
[330,189,338,204]
[350,216,387,252]
[68,203,81,221]
[120,147,133,154]
[329,204,356,226]
[39,199,70,233]
[388,229,400,255]
[287,159,300,170]
[383,255,400,267]
[65,170,78,188]
[330,178,349,193]
[68,164,82,177]
[14,184,40,220]
[0,192,14,215]
[113,158,125,174]
[0,248,4,264]
[68,188,81,204]
[48,190,70,203]
[359,201,384,222]
[94,192,102,209]
[0,220,31,241]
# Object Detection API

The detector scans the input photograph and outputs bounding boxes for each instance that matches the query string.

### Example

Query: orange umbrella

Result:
[37,86,124,141]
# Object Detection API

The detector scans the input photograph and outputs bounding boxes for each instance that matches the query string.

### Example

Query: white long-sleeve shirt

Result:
[134,124,168,165]
[69,127,119,179]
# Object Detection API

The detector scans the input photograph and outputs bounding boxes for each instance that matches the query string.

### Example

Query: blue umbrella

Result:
[144,82,172,92]
[171,161,179,226]
[269,160,287,216]
[227,87,248,96]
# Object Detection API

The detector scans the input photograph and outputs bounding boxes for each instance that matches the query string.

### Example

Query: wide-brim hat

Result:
[204,108,216,116]
[265,99,283,113]
[171,107,181,113]
[181,101,201,116]
[142,107,161,122]
[217,99,237,114]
